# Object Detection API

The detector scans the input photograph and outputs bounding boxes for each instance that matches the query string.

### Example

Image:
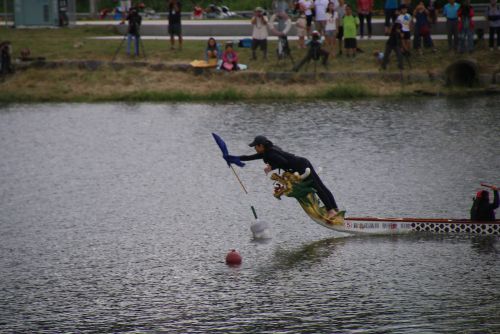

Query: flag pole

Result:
[212,132,258,220]
[230,165,248,194]
[230,165,258,219]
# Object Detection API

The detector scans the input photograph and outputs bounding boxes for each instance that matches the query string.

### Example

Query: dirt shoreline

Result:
[1,59,499,102]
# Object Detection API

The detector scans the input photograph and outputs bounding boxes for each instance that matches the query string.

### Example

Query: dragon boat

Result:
[270,169,500,236]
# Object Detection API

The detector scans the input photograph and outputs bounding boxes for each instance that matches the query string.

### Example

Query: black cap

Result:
[249,135,271,147]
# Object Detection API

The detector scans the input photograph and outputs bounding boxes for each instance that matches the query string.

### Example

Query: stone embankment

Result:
[12,59,500,90]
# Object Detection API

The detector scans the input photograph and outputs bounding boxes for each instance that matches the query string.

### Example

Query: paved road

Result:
[79,18,489,37]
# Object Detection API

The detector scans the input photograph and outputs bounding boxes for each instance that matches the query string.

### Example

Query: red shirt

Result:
[357,0,373,14]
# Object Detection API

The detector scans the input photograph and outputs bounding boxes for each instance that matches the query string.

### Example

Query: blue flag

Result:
[212,133,245,167]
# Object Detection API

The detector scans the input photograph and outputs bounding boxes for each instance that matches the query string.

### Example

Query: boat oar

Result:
[481,183,497,189]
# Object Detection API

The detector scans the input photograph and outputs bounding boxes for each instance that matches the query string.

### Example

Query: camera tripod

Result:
[112,31,147,62]
[276,36,295,66]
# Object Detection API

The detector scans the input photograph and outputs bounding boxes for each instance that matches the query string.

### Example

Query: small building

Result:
[14,0,76,27]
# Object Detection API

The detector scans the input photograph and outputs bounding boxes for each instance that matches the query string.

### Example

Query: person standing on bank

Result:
[457,0,475,53]
[342,5,360,58]
[251,7,269,61]
[314,0,330,36]
[357,0,374,38]
[0,41,13,75]
[470,185,499,221]
[235,136,341,218]
[168,0,183,50]
[443,0,460,51]
[486,0,500,51]
[121,6,142,56]
[381,22,404,71]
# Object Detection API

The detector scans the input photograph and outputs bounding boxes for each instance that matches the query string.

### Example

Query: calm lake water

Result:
[0,98,499,333]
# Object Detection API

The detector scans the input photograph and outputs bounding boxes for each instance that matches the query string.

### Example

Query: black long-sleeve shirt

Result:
[238,146,309,173]
[470,190,499,221]
[127,10,142,35]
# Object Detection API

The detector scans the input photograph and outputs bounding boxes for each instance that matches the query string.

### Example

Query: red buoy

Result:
[225,249,242,265]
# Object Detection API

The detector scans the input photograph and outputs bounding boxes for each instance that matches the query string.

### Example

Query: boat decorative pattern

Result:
[412,222,500,235]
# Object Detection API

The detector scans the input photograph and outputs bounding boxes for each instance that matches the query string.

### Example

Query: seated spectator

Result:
[190,38,222,69]
[205,37,222,65]
[221,42,239,71]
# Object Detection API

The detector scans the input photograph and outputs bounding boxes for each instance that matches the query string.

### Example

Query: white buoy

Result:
[250,220,271,240]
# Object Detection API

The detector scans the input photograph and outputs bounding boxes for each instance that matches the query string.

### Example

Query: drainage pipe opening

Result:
[445,60,478,87]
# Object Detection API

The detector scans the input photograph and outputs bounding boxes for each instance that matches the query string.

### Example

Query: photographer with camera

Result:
[292,30,329,72]
[269,12,293,63]
[121,5,142,56]
[251,7,269,61]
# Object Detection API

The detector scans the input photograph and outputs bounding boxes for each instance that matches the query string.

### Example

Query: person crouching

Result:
[292,30,329,71]
[381,22,404,70]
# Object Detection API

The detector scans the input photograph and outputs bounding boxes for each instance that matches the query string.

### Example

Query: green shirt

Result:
[342,15,359,38]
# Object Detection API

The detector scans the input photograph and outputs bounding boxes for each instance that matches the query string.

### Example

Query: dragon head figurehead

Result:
[270,168,316,200]
[270,168,345,226]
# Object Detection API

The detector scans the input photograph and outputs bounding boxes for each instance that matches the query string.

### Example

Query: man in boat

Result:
[470,185,499,221]
[234,135,340,218]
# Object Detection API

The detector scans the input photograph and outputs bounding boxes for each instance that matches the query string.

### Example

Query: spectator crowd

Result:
[120,0,500,72]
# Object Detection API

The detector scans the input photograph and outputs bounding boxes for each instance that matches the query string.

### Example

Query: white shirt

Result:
[299,0,313,16]
[325,11,339,31]
[252,16,269,40]
[314,0,330,21]
[397,13,411,32]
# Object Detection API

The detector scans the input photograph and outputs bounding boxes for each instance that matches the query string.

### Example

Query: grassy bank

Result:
[1,26,499,102]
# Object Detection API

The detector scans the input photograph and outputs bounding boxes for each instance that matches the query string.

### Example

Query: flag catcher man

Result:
[233,135,341,218]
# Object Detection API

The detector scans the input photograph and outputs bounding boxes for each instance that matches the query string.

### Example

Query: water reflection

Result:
[470,236,499,254]
[271,237,347,270]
